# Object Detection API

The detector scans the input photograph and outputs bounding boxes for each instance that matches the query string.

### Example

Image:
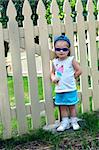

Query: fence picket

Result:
[87,0,99,110]
[97,1,99,21]
[51,0,61,36]
[7,0,28,134]
[63,0,75,55]
[0,14,11,139]
[37,0,54,124]
[23,0,40,128]
[76,0,90,112]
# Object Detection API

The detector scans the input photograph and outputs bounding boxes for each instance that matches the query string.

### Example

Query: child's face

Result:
[54,40,70,59]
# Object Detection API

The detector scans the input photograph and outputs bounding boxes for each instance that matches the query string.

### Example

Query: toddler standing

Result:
[50,35,82,131]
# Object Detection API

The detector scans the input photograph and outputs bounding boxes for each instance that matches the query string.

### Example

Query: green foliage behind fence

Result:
[0,0,98,27]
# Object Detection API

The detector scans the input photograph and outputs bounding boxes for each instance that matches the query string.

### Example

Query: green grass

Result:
[0,111,99,149]
[7,76,81,106]
[7,76,93,124]
[0,77,99,149]
[2,76,55,135]
[6,76,94,117]
[7,76,55,107]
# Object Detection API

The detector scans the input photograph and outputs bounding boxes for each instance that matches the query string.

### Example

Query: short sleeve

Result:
[68,56,75,65]
[70,56,75,61]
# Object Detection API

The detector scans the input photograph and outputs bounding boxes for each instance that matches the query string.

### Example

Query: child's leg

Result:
[69,105,77,117]
[57,106,70,131]
[60,105,68,117]
[69,105,80,130]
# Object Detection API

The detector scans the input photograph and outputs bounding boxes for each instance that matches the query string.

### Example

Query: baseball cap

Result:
[54,35,71,47]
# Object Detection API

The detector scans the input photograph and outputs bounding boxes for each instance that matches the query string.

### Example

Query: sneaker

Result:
[70,117,80,130]
[57,117,70,132]
[53,120,60,129]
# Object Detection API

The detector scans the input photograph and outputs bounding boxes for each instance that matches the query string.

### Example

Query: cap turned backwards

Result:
[54,35,71,48]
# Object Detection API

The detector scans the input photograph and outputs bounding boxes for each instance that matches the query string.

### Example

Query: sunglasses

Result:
[55,47,69,52]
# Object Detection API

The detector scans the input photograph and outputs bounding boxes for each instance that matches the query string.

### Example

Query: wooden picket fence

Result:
[0,0,99,139]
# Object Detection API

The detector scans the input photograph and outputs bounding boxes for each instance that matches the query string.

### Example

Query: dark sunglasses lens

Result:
[62,48,69,51]
[55,48,69,51]
[55,48,60,51]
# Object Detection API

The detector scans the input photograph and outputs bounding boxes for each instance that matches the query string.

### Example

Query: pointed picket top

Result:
[63,0,71,16]
[7,0,16,19]
[51,0,59,15]
[87,0,95,22]
[23,0,32,18]
[98,0,99,20]
[23,0,32,28]
[37,0,46,16]
[63,0,74,55]
[87,0,94,16]
[51,0,61,35]
[76,0,83,16]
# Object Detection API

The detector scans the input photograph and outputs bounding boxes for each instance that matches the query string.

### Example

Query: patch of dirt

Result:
[12,136,99,150]
[13,141,53,150]
[59,136,99,149]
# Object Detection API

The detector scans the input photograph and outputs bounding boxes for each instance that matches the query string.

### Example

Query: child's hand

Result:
[74,73,78,79]
[52,76,60,84]
[74,73,80,82]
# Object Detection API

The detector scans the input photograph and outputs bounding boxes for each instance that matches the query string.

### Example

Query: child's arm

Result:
[72,59,82,78]
[50,62,59,84]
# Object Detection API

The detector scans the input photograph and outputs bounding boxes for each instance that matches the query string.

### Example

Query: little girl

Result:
[50,35,82,131]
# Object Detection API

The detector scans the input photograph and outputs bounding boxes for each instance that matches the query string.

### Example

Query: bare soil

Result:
[13,141,53,150]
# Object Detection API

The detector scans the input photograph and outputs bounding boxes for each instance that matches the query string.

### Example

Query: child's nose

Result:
[60,49,63,52]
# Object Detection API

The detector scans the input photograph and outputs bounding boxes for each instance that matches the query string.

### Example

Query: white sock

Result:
[71,117,78,123]
[62,117,69,122]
